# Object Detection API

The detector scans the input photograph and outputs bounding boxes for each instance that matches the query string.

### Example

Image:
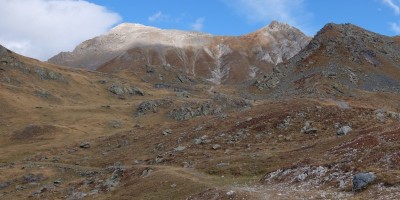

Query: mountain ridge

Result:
[48,21,311,84]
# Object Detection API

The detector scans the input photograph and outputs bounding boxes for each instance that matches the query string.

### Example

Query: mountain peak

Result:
[109,23,159,34]
[267,21,292,30]
[287,22,394,73]
[315,22,374,39]
[251,21,308,38]
[320,22,361,30]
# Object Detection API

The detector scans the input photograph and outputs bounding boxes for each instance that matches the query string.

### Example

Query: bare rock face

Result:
[48,21,311,84]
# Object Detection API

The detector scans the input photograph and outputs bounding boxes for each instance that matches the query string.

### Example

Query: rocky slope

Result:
[49,21,310,84]
[252,23,400,98]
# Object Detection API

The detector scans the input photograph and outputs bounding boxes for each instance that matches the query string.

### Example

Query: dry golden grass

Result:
[2,47,400,199]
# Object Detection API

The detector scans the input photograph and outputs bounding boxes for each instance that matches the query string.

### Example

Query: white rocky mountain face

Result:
[49,21,311,84]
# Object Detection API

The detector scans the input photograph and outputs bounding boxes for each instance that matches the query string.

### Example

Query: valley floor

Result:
[2,95,400,199]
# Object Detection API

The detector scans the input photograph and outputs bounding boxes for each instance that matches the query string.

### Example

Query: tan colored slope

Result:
[4,38,400,200]
[0,45,168,162]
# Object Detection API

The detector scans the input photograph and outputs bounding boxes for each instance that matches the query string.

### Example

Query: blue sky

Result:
[89,0,400,36]
[1,0,400,60]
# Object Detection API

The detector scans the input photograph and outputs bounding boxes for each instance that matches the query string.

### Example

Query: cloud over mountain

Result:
[0,0,121,60]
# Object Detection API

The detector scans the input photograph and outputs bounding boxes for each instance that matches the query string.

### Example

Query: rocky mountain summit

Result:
[49,21,310,84]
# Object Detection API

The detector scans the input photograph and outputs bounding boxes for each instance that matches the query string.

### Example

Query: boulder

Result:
[163,129,173,136]
[103,169,123,190]
[0,181,10,190]
[352,172,375,192]
[174,146,186,152]
[226,190,235,196]
[193,135,211,145]
[79,142,90,149]
[387,111,400,120]
[53,180,62,185]
[301,121,317,134]
[141,169,153,177]
[212,144,221,150]
[374,109,386,122]
[277,116,291,130]
[108,84,125,95]
[337,126,352,136]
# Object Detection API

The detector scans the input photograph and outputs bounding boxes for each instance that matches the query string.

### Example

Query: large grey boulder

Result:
[352,172,375,192]
[337,126,352,136]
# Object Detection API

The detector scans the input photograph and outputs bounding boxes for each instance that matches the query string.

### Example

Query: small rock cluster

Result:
[277,116,292,130]
[193,135,211,145]
[374,109,400,122]
[136,99,172,115]
[169,101,215,121]
[108,84,144,96]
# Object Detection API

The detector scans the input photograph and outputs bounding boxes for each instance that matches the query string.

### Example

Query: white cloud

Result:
[222,0,312,33]
[382,1,400,34]
[0,0,121,60]
[191,18,205,31]
[390,22,400,33]
[383,0,400,15]
[148,11,170,22]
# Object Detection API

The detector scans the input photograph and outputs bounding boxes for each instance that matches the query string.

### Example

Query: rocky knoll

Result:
[253,23,400,98]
